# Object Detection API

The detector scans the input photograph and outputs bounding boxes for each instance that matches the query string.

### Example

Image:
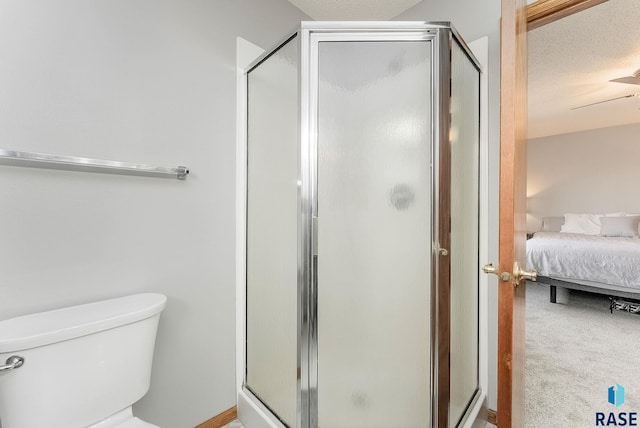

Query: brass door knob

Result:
[483,262,537,286]
[513,261,537,283]
[482,263,512,282]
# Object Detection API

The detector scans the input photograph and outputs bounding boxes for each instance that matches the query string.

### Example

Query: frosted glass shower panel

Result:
[449,40,481,425]
[316,40,432,428]
[245,36,299,427]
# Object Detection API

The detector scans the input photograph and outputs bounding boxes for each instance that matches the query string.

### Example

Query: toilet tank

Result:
[0,293,167,428]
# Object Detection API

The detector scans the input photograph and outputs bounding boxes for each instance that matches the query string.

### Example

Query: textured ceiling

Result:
[287,0,422,20]
[528,0,640,138]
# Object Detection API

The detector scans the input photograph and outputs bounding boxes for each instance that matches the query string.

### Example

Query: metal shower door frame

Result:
[298,23,445,428]
[240,21,483,428]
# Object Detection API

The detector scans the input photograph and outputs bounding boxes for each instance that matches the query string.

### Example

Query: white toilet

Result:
[0,293,167,428]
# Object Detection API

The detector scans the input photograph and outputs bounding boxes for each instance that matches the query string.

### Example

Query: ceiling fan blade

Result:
[571,94,635,110]
[610,76,640,85]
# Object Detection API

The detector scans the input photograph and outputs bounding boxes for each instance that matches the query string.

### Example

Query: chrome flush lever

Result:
[0,356,24,373]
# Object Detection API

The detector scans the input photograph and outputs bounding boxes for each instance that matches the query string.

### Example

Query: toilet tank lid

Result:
[0,293,167,353]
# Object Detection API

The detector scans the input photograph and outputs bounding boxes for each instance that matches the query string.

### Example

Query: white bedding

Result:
[526,232,640,291]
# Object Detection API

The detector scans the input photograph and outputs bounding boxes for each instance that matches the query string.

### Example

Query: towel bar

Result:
[0,149,189,180]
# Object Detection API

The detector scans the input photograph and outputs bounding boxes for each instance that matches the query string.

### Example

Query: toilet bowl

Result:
[88,408,158,428]
[0,293,167,428]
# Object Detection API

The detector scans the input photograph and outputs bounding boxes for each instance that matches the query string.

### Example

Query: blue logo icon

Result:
[609,384,625,407]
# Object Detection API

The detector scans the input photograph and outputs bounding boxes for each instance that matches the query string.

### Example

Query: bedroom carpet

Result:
[525,283,640,427]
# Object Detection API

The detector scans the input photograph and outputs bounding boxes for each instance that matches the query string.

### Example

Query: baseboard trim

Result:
[488,408,497,425]
[196,406,238,428]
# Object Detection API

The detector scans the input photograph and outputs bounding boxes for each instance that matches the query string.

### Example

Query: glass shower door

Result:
[449,39,481,426]
[243,24,482,428]
[315,38,433,428]
[245,35,300,427]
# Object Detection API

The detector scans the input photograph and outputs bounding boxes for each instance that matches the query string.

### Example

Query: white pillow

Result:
[560,213,603,235]
[600,215,640,238]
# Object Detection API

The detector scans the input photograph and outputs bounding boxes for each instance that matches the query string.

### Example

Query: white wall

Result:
[527,123,640,231]
[0,1,308,427]
[395,0,502,411]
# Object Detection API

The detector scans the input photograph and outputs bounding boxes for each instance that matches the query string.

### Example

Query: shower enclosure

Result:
[240,22,481,428]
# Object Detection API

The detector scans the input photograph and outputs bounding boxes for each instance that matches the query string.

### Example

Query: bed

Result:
[526,215,640,305]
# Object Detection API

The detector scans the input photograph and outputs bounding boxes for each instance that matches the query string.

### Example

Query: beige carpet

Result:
[525,283,640,427]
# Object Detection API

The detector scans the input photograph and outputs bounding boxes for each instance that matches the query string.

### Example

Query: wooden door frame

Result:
[498,0,528,426]
[527,0,608,30]
[497,0,608,426]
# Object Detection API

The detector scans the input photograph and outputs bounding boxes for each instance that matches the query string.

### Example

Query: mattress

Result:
[526,232,640,291]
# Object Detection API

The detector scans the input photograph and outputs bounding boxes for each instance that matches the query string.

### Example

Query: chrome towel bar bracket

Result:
[0,149,189,180]
[0,356,24,373]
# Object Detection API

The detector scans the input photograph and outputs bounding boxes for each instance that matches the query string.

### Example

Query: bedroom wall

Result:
[0,1,308,427]
[527,123,640,232]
